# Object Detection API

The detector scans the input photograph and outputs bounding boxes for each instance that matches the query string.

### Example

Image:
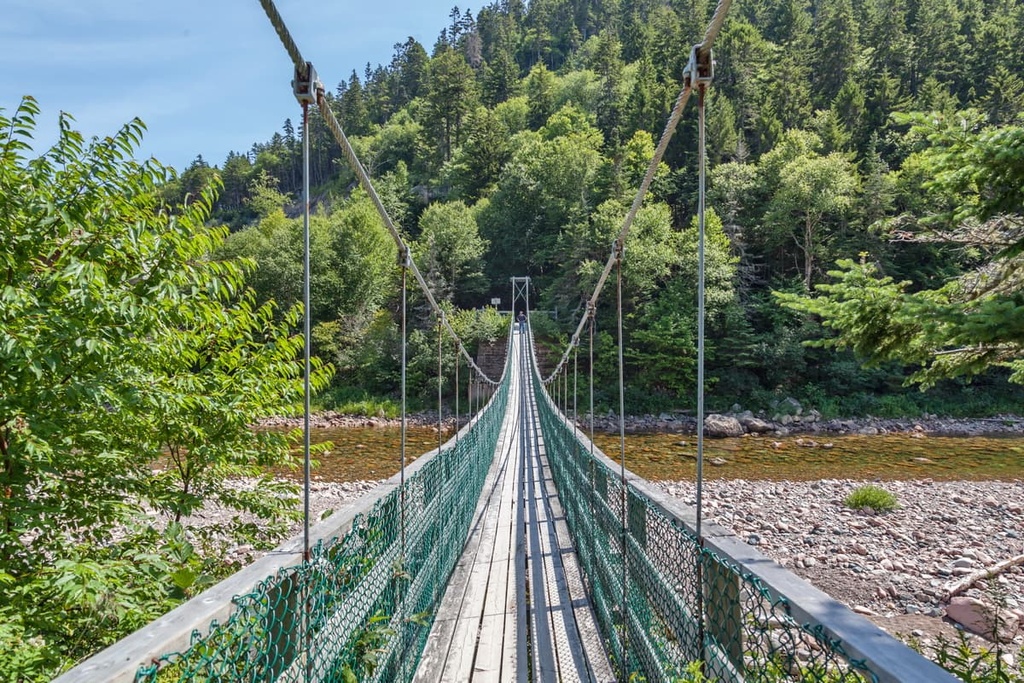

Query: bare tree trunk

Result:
[943,553,1024,601]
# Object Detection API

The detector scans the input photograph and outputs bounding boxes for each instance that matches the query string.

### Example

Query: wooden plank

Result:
[502,401,527,683]
[542,456,615,683]
[468,417,520,679]
[417,329,616,683]
[475,407,524,682]
[532,452,581,681]
[445,364,522,681]
[415,341,522,682]
[523,393,559,682]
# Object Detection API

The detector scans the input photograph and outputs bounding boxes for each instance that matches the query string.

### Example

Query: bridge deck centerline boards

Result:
[415,327,614,682]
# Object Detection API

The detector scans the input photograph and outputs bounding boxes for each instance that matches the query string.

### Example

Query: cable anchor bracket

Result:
[293,61,322,105]
[683,45,714,90]
[397,245,413,269]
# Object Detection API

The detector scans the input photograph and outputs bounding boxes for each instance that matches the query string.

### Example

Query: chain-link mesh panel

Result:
[531,367,879,683]
[136,364,510,683]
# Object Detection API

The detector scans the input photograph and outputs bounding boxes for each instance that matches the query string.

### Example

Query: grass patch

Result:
[844,485,898,512]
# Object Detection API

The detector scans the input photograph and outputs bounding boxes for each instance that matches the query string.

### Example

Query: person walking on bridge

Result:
[517,310,526,332]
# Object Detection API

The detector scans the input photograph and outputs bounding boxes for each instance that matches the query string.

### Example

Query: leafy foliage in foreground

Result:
[917,632,1024,683]
[0,97,330,680]
[780,113,1024,388]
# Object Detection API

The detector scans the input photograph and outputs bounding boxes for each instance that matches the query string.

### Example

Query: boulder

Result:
[945,596,1020,643]
[704,414,744,438]
[740,415,775,433]
[779,396,802,415]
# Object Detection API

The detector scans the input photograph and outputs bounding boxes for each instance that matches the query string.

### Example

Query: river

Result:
[291,427,1024,482]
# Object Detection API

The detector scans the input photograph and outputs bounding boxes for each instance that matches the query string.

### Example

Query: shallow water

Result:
[287,425,455,482]
[592,431,1024,481]
[294,426,1023,483]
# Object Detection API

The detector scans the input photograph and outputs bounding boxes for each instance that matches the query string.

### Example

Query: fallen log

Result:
[942,552,1024,602]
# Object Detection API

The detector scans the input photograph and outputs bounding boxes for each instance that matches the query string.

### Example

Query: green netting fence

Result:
[528,343,880,683]
[134,335,511,683]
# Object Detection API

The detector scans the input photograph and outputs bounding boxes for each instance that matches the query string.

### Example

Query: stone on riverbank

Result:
[946,596,1021,643]
[704,414,744,438]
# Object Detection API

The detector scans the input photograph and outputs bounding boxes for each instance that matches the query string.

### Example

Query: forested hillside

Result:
[169,0,1024,416]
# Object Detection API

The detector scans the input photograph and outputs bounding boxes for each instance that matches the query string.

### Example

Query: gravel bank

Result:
[659,479,1024,656]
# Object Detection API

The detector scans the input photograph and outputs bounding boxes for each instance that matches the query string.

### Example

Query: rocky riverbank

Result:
[660,478,1024,659]
[262,399,1024,438]
[584,404,1024,438]
[260,410,461,430]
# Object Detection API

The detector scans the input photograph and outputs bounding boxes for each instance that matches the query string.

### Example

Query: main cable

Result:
[256,0,500,386]
[539,0,733,385]
[314,90,497,386]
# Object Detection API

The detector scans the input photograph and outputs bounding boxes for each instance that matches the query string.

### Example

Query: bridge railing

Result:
[526,330,959,683]
[56,325,513,683]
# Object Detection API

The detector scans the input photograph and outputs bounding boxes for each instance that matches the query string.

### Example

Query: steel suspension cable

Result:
[615,248,628,678]
[316,103,495,387]
[256,0,499,387]
[700,0,734,53]
[696,86,708,541]
[558,369,563,414]
[400,259,408,556]
[257,0,305,71]
[565,370,569,415]
[300,97,312,683]
[300,103,312,562]
[540,87,690,386]
[437,315,443,453]
[588,309,595,451]
[455,344,460,444]
[694,67,714,683]
[572,346,578,427]
[587,309,597,607]
[397,255,409,683]
[539,0,733,385]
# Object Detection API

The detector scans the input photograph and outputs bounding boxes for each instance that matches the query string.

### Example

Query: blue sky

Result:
[1,0,464,171]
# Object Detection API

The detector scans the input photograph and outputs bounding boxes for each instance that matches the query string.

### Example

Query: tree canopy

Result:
[779,112,1024,387]
[167,0,1024,415]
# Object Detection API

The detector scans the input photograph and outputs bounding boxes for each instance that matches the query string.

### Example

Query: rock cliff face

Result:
[474,338,508,383]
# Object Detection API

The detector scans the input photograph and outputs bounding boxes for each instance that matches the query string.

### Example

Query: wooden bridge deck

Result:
[415,328,613,683]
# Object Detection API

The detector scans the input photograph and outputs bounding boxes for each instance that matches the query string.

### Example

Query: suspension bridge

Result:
[55,1,963,681]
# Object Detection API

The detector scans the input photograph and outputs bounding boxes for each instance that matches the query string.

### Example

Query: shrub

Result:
[844,485,898,512]
[916,632,1024,682]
